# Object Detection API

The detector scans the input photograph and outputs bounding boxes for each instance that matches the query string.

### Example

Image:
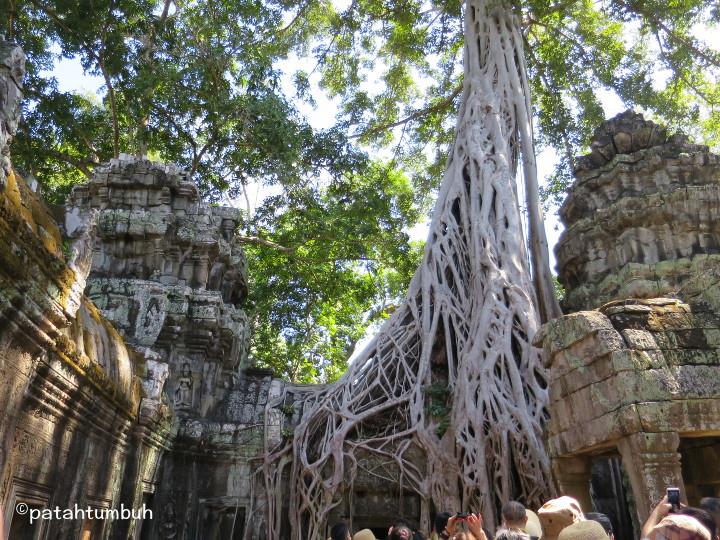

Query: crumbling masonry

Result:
[536,111,720,536]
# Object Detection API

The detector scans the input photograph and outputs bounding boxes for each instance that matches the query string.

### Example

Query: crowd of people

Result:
[328,493,720,540]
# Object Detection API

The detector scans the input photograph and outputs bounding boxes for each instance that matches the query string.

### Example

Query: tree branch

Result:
[616,0,720,70]
[236,235,296,253]
[29,0,121,156]
[46,149,97,177]
[279,0,312,34]
[159,0,174,25]
[350,85,462,140]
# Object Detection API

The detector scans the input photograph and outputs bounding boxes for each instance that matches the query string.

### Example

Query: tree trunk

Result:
[262,0,555,536]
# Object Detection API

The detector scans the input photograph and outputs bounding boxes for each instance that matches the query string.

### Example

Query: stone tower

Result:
[556,110,720,313]
[65,156,251,418]
[536,111,720,537]
[64,156,282,539]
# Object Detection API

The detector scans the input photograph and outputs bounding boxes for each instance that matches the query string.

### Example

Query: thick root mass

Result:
[260,0,557,537]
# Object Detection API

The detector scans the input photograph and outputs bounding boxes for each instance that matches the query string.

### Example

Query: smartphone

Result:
[667,487,681,510]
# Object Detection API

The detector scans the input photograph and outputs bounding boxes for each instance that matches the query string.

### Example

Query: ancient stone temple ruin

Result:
[1,34,720,540]
[0,38,282,539]
[536,111,720,537]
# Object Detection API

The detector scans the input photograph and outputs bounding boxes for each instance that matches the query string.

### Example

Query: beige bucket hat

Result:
[537,496,584,540]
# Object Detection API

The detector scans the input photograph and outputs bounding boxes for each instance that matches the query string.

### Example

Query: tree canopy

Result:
[2,0,718,381]
[299,0,719,201]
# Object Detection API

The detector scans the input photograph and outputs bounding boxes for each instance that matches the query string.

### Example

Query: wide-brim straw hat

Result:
[537,496,584,540]
[525,509,543,538]
[558,520,608,540]
[651,514,711,540]
[354,529,378,540]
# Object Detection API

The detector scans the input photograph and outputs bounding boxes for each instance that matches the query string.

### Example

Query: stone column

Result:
[552,456,593,513]
[617,432,684,522]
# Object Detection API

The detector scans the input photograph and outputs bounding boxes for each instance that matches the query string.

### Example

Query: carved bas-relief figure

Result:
[141,349,169,400]
[161,502,178,539]
[174,362,194,411]
[133,294,166,345]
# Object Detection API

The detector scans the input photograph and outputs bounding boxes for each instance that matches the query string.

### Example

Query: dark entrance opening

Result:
[138,493,155,540]
[680,436,720,504]
[590,455,636,540]
[8,503,44,540]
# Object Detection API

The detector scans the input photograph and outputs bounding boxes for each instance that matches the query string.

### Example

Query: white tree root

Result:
[259,0,557,537]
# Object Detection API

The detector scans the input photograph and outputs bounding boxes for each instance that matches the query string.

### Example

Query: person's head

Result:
[700,498,720,530]
[434,512,452,536]
[650,514,711,540]
[585,512,614,539]
[353,529,377,540]
[558,520,609,540]
[389,525,413,540]
[331,522,351,540]
[537,496,584,540]
[502,502,528,528]
[679,508,717,539]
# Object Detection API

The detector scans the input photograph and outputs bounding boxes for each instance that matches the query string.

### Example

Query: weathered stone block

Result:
[620,328,658,349]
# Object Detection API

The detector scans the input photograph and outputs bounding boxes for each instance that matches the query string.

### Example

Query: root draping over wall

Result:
[261,0,558,537]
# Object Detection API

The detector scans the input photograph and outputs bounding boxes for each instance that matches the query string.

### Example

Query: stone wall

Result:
[153,368,280,540]
[66,155,251,419]
[0,146,172,539]
[61,154,280,539]
[535,298,720,523]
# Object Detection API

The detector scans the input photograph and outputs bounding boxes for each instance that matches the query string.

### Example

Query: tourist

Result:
[557,520,609,540]
[495,501,530,540]
[392,518,426,540]
[492,531,528,540]
[700,498,720,531]
[641,496,711,540]
[524,510,543,540]
[679,508,718,540]
[331,522,352,540]
[537,496,584,540]
[353,529,377,540]
[645,515,711,540]
[389,517,426,539]
[585,512,615,539]
[389,523,414,540]
[445,512,488,540]
[431,511,452,540]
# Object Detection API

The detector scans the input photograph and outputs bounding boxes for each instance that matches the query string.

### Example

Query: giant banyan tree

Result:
[262,0,560,537]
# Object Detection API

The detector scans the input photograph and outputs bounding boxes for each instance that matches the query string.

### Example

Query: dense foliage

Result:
[290,0,720,206]
[2,0,718,381]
